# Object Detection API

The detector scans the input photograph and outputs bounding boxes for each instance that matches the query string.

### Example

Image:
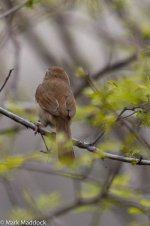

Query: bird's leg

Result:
[34,120,49,153]
[34,120,43,135]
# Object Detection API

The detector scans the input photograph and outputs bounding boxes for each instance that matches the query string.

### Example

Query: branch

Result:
[34,197,103,223]
[0,106,150,165]
[35,191,149,223]
[0,0,30,19]
[108,193,149,215]
[0,69,14,93]
[117,105,147,121]
[75,54,137,97]
[0,106,47,135]
[93,54,137,79]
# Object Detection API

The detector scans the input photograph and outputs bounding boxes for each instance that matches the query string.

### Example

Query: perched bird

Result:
[35,66,76,162]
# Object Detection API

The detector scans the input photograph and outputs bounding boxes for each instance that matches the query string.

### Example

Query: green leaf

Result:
[75,67,87,78]
[113,0,126,10]
[141,24,150,39]
[140,199,150,207]
[81,182,100,199]
[75,206,96,213]
[131,159,140,165]
[10,208,33,221]
[108,78,148,109]
[137,111,150,127]
[77,0,102,16]
[100,139,123,153]
[7,102,37,122]
[128,207,142,215]
[110,188,136,199]
[77,153,95,168]
[5,156,25,169]
[0,155,25,174]
[96,149,106,160]
[26,0,41,8]
[74,105,97,122]
[112,174,130,187]
[35,192,61,211]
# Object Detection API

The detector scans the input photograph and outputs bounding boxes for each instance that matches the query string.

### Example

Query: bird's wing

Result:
[66,92,76,118]
[35,83,59,116]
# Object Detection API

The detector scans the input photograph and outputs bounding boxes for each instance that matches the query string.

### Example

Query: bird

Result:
[35,66,76,163]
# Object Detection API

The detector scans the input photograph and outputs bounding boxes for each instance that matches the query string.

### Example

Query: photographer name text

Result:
[0,220,47,225]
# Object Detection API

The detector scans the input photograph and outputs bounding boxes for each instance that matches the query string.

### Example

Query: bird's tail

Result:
[55,117,75,163]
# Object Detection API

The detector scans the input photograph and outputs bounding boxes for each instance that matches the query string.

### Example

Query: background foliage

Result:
[0,0,150,225]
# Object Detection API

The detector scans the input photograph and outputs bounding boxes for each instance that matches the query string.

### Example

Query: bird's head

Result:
[44,66,70,84]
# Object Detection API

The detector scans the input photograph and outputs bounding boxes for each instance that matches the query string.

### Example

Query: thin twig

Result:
[86,73,99,93]
[90,130,105,146]
[0,68,14,93]
[121,119,150,149]
[0,0,30,19]
[117,106,145,121]
[2,0,21,98]
[100,162,121,198]
[122,111,138,119]
[41,134,49,153]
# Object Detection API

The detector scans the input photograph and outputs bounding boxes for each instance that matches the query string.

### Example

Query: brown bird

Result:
[35,66,76,162]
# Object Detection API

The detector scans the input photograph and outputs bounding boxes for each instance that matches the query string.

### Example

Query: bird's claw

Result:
[34,120,42,135]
